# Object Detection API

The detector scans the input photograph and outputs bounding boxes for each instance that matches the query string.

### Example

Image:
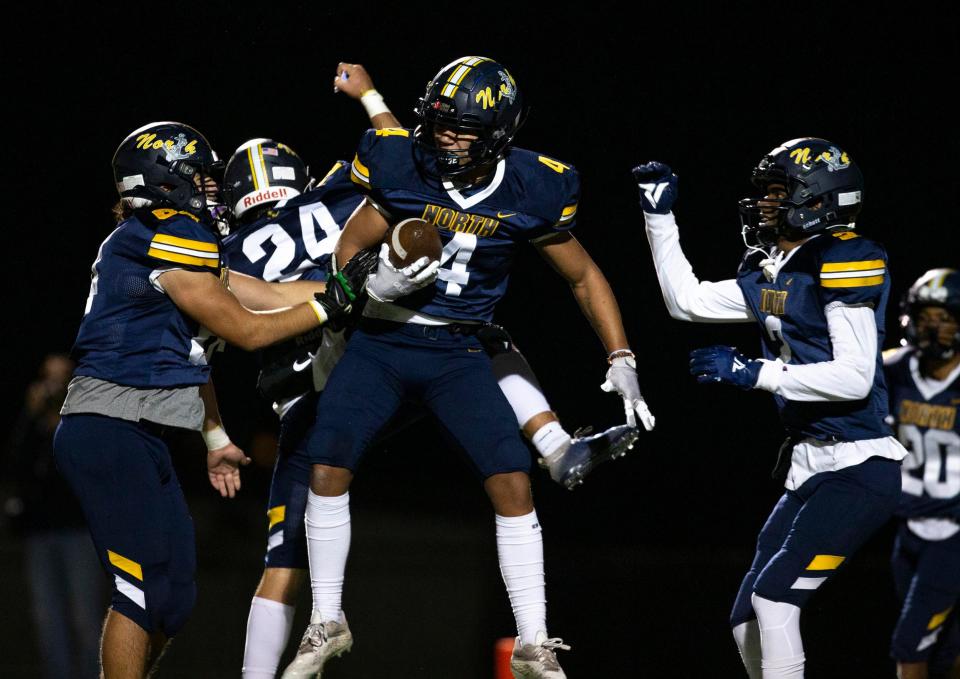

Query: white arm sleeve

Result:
[644,211,754,323]
[754,303,877,401]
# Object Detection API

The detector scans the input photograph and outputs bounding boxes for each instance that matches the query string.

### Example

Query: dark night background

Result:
[2,2,958,677]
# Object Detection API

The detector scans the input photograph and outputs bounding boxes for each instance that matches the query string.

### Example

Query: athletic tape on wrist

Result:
[202,425,231,451]
[360,90,391,118]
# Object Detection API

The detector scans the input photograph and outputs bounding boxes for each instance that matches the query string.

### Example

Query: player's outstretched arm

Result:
[227,271,326,311]
[159,269,339,351]
[536,233,655,430]
[632,162,754,323]
[334,62,402,130]
[199,376,251,498]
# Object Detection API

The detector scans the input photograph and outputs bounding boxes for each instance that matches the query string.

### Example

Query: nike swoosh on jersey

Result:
[496,211,516,219]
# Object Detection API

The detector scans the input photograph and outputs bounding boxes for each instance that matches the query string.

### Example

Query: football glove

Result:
[366,243,440,302]
[631,161,678,214]
[313,247,379,329]
[600,356,656,431]
[689,345,762,389]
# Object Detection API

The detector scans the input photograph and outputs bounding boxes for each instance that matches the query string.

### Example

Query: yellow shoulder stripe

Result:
[807,554,845,571]
[148,248,219,268]
[152,233,219,253]
[318,161,346,187]
[267,505,286,530]
[351,154,370,186]
[821,275,884,288]
[561,204,578,217]
[375,128,409,137]
[821,259,885,273]
[108,549,143,581]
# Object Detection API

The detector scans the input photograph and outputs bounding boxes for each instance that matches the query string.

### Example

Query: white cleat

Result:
[510,631,570,679]
[280,611,352,679]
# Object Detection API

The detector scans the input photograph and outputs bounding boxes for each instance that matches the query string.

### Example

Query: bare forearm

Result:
[571,267,630,353]
[199,377,223,432]
[228,271,325,311]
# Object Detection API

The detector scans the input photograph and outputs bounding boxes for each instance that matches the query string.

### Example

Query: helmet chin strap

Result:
[740,223,779,282]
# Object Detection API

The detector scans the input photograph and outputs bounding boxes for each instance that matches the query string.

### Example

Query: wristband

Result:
[360,89,391,118]
[607,349,635,364]
[308,299,328,324]
[202,425,231,451]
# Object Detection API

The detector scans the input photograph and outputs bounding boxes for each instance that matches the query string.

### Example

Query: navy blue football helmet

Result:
[222,139,310,223]
[112,121,222,219]
[739,138,863,247]
[413,56,525,178]
[900,268,960,360]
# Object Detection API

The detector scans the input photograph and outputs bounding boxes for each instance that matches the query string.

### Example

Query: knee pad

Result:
[751,593,805,667]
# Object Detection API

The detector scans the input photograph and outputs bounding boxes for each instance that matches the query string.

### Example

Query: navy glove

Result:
[631,161,678,214]
[689,345,762,390]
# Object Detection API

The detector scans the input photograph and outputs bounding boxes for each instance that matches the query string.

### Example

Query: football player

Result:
[634,140,907,678]
[885,269,960,679]
[281,57,655,679]
[235,63,645,679]
[52,121,369,679]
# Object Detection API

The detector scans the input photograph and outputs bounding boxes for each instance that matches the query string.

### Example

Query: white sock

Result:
[530,421,572,460]
[496,511,546,646]
[305,491,351,623]
[491,349,555,431]
[732,619,762,679]
[242,597,295,679]
[751,594,805,679]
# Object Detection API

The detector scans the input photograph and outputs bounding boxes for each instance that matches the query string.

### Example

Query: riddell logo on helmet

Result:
[243,187,290,209]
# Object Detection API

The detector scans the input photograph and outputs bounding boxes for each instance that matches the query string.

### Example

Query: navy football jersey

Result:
[736,231,892,441]
[885,348,960,520]
[72,208,222,388]
[223,161,362,283]
[349,128,579,322]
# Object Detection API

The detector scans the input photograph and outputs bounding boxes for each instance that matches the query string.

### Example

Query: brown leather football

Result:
[386,218,443,268]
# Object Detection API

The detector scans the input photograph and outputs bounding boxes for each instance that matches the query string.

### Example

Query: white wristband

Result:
[360,89,391,119]
[202,425,231,451]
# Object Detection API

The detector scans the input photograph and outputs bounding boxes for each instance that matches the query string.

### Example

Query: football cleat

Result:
[510,632,570,679]
[541,424,639,490]
[280,612,352,679]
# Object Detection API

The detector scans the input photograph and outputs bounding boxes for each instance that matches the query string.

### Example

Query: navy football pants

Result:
[730,457,901,626]
[306,320,531,478]
[54,414,196,636]
[890,522,960,667]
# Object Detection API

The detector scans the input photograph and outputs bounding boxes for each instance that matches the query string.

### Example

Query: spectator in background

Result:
[5,353,104,679]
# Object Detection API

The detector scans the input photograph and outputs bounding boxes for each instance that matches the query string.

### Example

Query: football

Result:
[386,218,443,268]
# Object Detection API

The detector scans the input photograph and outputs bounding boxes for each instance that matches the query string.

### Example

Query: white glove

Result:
[365,243,440,303]
[601,356,656,431]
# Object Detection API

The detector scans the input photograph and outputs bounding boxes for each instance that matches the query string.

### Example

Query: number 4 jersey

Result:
[885,347,960,522]
[349,128,580,322]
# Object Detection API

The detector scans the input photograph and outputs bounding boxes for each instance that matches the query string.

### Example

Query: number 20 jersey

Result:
[349,128,580,322]
[736,231,892,442]
[885,347,960,520]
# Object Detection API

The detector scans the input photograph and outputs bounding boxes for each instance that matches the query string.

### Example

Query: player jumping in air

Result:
[282,57,654,679]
